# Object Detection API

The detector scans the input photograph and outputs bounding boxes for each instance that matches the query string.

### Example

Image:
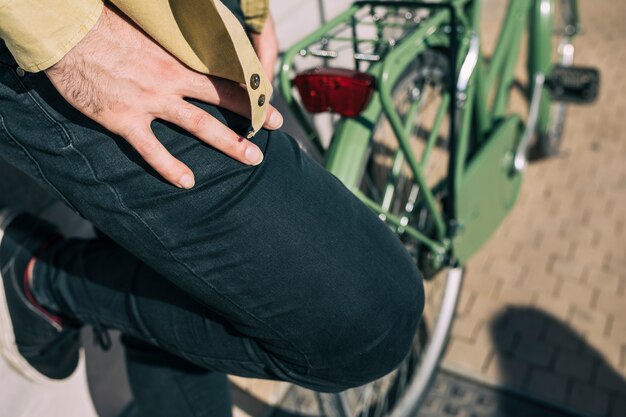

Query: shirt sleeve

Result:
[240,0,269,33]
[0,0,104,72]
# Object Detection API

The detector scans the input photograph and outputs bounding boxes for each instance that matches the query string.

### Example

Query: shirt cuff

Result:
[0,0,104,72]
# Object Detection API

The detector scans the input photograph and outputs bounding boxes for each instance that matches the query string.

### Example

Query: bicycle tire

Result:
[531,0,577,159]
[313,49,464,417]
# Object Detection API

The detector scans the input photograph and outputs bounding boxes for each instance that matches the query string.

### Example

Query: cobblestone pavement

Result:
[416,371,579,417]
[440,1,626,416]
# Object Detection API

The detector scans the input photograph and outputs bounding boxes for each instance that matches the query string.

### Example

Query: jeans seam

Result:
[8,71,73,149]
[0,115,79,212]
[65,138,312,367]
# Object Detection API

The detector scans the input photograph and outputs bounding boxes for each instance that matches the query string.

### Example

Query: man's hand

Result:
[250,14,279,82]
[45,4,283,189]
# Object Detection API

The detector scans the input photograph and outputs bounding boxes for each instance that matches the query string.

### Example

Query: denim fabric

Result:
[0,36,424,412]
[122,335,233,417]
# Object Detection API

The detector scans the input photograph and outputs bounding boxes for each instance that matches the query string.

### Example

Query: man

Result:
[0,1,424,415]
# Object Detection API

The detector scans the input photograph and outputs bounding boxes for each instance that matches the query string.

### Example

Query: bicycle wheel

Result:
[531,0,577,158]
[310,50,464,417]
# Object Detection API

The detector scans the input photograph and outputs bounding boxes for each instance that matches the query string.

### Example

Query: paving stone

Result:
[418,395,442,414]
[513,245,552,268]
[496,286,537,306]
[521,267,562,293]
[595,289,626,317]
[581,334,623,371]
[468,296,506,321]
[490,258,526,284]
[469,250,492,272]
[512,249,553,279]
[567,382,610,417]
[478,323,516,355]
[483,355,529,389]
[456,289,476,317]
[535,293,572,320]
[543,232,578,255]
[570,308,609,338]
[564,226,601,249]
[558,280,595,310]
[451,315,481,341]
[514,338,556,368]
[594,363,626,395]
[503,307,546,339]
[544,321,582,352]
[607,315,626,344]
[612,397,626,417]
[587,270,622,294]
[555,351,595,382]
[573,245,613,267]
[444,338,492,375]
[525,369,568,404]
[463,273,500,298]
[605,255,626,278]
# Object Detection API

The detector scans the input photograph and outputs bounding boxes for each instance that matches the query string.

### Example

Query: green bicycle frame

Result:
[279,0,573,266]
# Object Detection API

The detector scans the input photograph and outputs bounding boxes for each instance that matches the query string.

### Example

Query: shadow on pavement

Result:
[490,306,626,417]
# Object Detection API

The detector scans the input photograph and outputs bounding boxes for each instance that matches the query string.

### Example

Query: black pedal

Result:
[547,65,600,104]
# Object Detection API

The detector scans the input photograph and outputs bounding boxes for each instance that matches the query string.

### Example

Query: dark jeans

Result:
[0,40,424,416]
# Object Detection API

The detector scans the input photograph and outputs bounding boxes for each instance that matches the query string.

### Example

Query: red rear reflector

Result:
[294,68,376,117]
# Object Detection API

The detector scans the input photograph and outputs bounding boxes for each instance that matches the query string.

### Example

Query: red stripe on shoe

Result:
[22,235,64,331]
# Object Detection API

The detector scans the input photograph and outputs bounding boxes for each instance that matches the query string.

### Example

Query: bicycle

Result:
[234,1,599,416]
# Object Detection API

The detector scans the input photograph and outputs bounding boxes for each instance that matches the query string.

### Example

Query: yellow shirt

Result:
[0,0,272,137]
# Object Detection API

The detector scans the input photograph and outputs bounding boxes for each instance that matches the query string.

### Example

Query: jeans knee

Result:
[300,269,424,391]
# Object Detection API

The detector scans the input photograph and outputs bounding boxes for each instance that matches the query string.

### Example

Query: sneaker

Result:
[0,209,81,382]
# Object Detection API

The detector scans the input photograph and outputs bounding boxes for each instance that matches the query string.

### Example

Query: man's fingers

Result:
[264,106,284,130]
[181,74,283,130]
[124,124,195,189]
[159,101,265,165]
